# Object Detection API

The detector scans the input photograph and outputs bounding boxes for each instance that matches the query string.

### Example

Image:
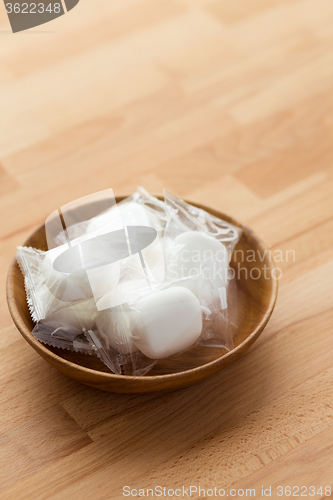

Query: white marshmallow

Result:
[96,278,149,310]
[86,262,120,305]
[123,238,165,284]
[42,245,93,302]
[40,298,96,336]
[95,306,138,354]
[132,286,202,359]
[167,231,228,299]
[88,201,165,283]
[87,201,152,235]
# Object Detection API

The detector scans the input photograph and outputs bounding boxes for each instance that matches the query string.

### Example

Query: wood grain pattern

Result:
[1,0,333,497]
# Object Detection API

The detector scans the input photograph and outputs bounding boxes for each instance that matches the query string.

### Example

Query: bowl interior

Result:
[7,198,277,391]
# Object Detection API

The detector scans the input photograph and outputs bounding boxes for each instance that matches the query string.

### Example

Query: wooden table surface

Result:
[1,1,333,499]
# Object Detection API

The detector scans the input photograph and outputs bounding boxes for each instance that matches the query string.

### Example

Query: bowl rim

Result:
[6,197,278,385]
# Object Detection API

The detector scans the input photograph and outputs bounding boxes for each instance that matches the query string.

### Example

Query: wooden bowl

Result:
[6,197,278,393]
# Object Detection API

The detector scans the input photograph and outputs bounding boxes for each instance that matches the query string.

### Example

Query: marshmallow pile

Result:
[18,189,241,375]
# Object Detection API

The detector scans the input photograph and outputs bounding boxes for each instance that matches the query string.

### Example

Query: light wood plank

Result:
[1,0,333,497]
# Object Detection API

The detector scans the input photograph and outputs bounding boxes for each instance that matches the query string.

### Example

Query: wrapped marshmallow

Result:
[32,298,98,353]
[87,201,152,234]
[131,286,202,359]
[166,231,229,300]
[95,306,138,354]
[42,245,94,302]
[88,200,165,285]
[96,278,149,309]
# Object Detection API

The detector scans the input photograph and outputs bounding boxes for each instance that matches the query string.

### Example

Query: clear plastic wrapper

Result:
[86,273,233,376]
[17,187,242,375]
[162,189,242,349]
[16,246,97,353]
